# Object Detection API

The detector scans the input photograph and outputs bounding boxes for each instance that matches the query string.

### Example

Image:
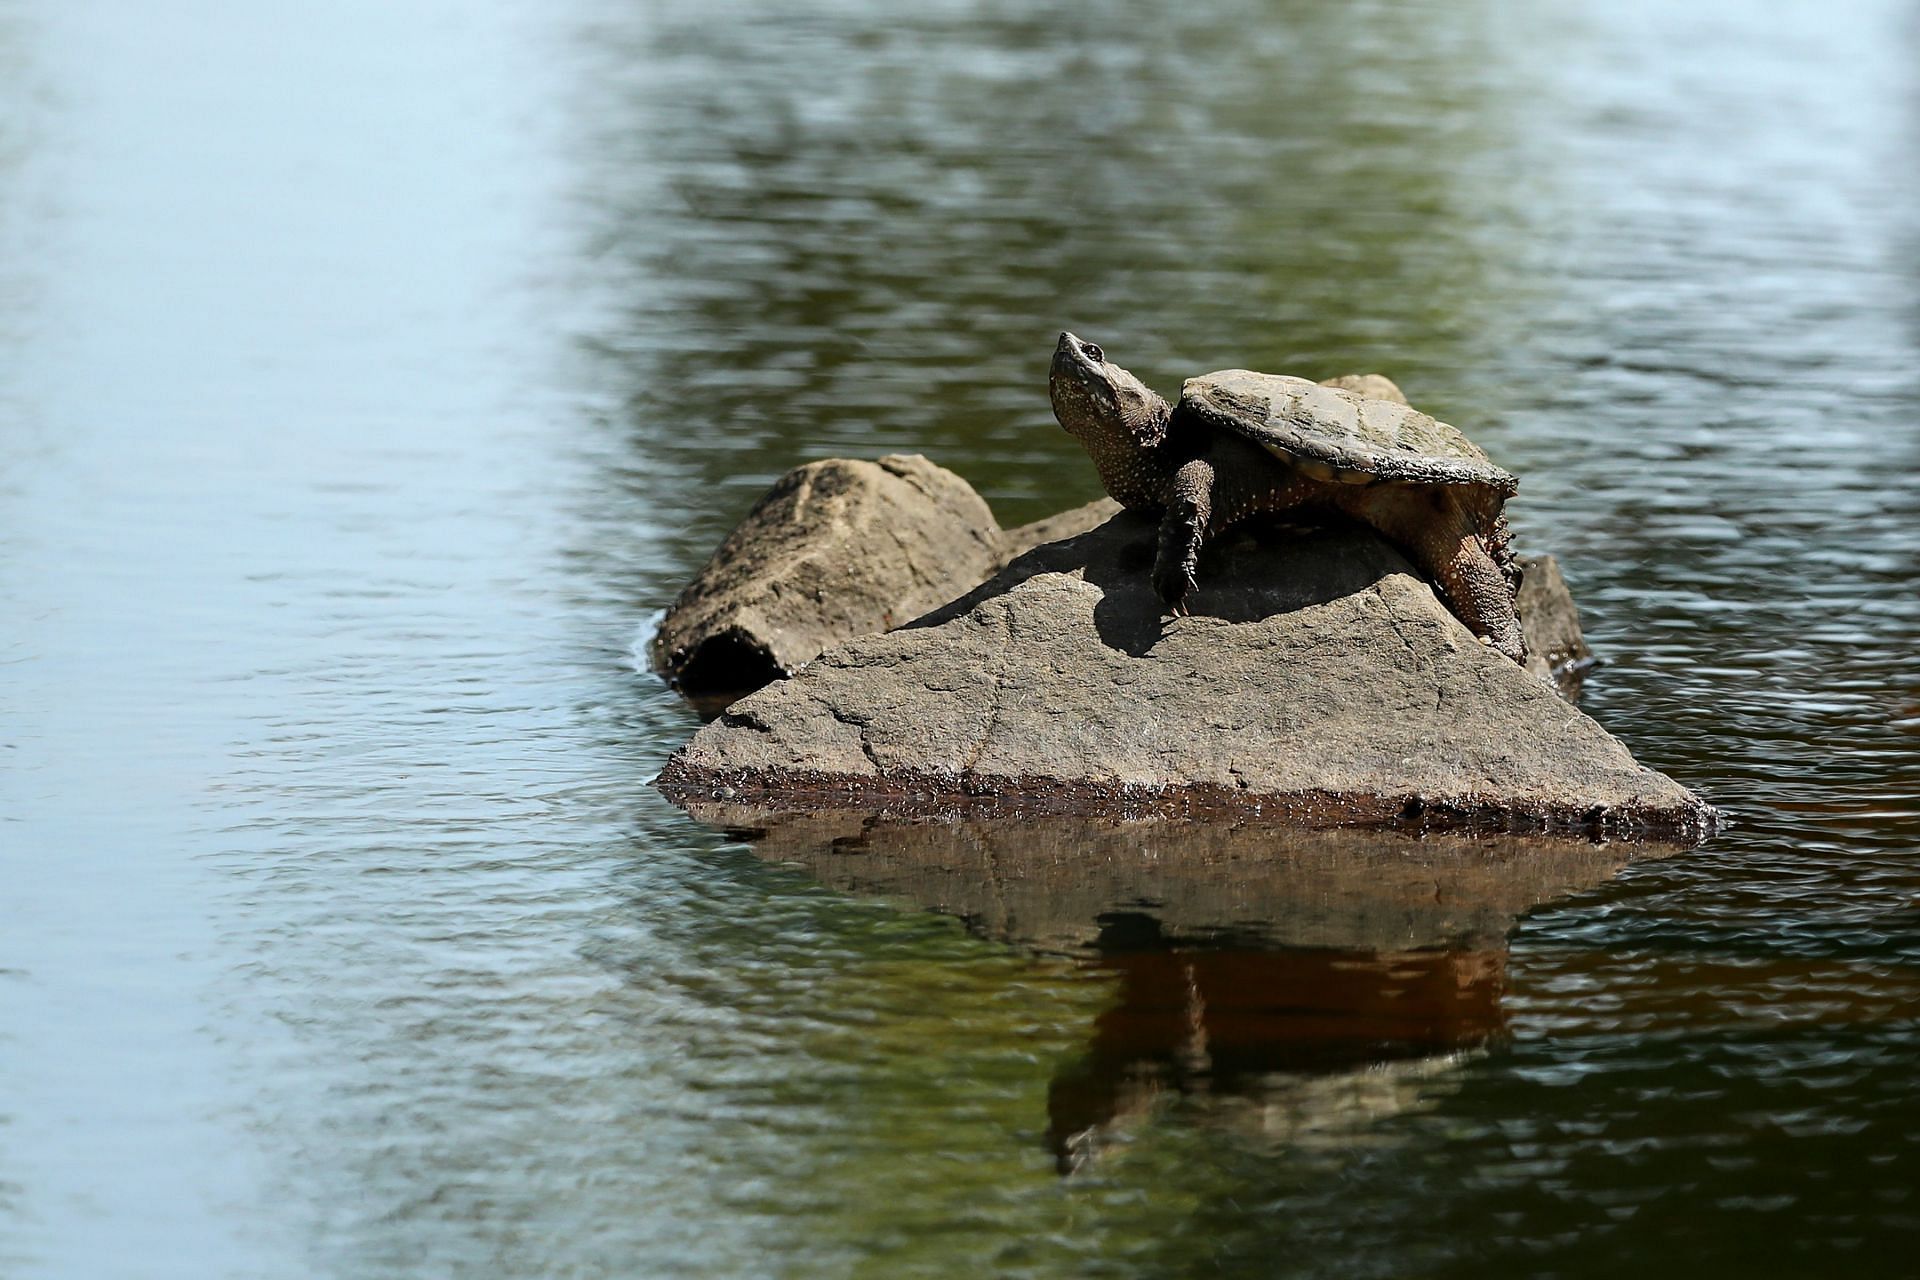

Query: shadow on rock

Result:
[912,511,1412,660]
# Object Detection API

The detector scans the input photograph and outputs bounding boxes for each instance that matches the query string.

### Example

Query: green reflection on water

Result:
[577,0,1563,537]
[4,0,1916,1270]
[569,6,1570,1254]
[560,0,1920,1272]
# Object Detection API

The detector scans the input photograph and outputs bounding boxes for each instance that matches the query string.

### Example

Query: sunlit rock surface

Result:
[657,514,1715,836]
[650,452,1127,702]
[650,454,1003,696]
[996,496,1123,562]
[1515,553,1595,691]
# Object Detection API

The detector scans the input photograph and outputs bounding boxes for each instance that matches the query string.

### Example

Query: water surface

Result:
[2,0,1917,1275]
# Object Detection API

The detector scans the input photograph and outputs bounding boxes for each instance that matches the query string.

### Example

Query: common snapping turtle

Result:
[1048,332,1525,662]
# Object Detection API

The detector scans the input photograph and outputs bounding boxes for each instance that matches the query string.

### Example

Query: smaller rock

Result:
[650,455,1001,700]
[1317,372,1411,405]
[997,498,1123,562]
[1518,555,1597,694]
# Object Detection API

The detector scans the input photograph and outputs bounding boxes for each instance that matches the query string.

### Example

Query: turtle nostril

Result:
[1082,342,1104,363]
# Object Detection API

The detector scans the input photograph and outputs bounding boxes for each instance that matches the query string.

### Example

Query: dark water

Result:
[2,0,1917,1275]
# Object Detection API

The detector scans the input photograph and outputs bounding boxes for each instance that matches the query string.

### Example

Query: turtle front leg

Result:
[1155,449,1322,614]
[1153,457,1214,614]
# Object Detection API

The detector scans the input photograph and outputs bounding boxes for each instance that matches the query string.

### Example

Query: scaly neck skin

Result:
[1075,402,1174,509]
[1049,341,1178,510]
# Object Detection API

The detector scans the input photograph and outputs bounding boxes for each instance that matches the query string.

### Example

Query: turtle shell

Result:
[1177,369,1517,497]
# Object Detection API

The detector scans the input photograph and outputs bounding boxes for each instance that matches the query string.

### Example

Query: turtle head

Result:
[1050,332,1172,454]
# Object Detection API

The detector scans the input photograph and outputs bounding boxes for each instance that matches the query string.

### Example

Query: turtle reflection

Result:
[1048,914,1506,1174]
[678,801,1678,1172]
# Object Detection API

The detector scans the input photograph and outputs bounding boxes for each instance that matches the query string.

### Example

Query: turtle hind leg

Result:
[1441,530,1527,663]
[1153,457,1214,612]
[1486,513,1522,595]
[1351,487,1526,663]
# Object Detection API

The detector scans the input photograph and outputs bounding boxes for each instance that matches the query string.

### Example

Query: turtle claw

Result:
[1152,561,1198,617]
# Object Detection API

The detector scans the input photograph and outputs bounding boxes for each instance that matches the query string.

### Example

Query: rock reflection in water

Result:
[680,801,1680,1172]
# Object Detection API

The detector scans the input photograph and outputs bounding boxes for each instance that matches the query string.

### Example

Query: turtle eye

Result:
[1082,341,1104,363]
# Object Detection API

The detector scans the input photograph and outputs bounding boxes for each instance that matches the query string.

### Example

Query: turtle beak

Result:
[1053,332,1081,375]
[1055,331,1106,373]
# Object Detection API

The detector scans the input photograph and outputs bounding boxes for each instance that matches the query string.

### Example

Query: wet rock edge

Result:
[654,758,1720,843]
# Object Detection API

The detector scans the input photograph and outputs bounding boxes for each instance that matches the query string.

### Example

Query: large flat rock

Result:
[658,514,1715,837]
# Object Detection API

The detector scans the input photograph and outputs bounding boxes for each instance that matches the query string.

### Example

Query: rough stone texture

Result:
[657,513,1715,837]
[1318,372,1411,404]
[684,802,1678,953]
[650,454,1001,697]
[1518,554,1596,693]
[997,497,1123,563]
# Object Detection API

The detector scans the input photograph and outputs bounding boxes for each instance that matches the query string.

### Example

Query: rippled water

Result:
[2,0,1917,1275]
